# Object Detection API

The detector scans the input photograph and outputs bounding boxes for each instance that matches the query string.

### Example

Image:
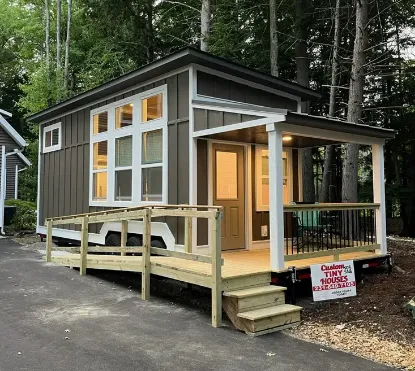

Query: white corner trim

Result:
[193,117,284,138]
[14,164,18,199]
[43,122,62,153]
[0,113,27,147]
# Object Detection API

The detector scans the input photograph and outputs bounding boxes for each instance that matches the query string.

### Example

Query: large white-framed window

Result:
[255,145,292,211]
[89,85,168,207]
[43,122,62,153]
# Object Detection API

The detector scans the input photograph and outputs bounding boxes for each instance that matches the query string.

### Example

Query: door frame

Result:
[207,139,252,252]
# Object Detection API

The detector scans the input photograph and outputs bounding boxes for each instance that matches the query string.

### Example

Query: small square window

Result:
[93,172,107,200]
[116,104,133,129]
[142,167,162,202]
[115,169,132,201]
[43,123,61,153]
[142,130,162,164]
[93,141,108,170]
[93,112,108,134]
[115,136,132,167]
[142,94,163,122]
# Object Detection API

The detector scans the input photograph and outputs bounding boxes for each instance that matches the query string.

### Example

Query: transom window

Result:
[43,122,62,153]
[89,86,167,207]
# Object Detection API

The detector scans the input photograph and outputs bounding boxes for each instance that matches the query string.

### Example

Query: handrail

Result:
[45,203,222,223]
[284,202,380,212]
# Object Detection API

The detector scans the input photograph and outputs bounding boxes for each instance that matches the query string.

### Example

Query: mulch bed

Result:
[288,238,415,370]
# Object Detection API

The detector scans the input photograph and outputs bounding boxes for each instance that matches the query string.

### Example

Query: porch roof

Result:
[194,111,395,147]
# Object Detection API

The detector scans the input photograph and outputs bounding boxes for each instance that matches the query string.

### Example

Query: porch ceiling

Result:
[204,125,341,148]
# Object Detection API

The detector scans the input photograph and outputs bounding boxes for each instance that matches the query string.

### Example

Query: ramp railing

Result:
[45,204,223,327]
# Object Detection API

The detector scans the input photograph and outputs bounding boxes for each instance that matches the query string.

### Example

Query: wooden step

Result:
[223,285,286,298]
[222,272,271,291]
[237,304,302,334]
[223,285,286,312]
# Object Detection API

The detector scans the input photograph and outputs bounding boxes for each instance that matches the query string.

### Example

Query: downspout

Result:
[15,166,28,199]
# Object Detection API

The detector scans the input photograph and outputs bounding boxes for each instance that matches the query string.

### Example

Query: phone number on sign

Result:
[312,281,356,291]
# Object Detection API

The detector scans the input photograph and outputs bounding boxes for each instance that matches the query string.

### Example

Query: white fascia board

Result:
[0,114,27,147]
[16,152,32,167]
[0,108,12,117]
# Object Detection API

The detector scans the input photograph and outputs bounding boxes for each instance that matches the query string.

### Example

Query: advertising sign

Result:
[311,260,357,301]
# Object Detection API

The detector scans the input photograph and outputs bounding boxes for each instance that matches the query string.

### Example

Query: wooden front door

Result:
[212,143,245,250]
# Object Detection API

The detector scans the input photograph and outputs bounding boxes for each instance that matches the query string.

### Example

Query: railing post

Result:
[80,216,89,275]
[121,220,127,256]
[46,219,52,262]
[211,210,222,328]
[141,208,151,300]
[184,212,192,253]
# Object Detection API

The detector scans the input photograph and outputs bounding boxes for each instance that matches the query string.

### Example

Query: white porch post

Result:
[0,146,6,233]
[268,125,285,270]
[372,143,387,254]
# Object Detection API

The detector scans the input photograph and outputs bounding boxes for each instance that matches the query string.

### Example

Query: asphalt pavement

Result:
[0,238,395,371]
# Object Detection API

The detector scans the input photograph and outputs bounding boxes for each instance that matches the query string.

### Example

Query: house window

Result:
[93,112,108,134]
[255,147,290,211]
[89,86,167,206]
[141,129,163,201]
[115,104,133,129]
[43,122,61,153]
[142,93,163,122]
[115,135,132,201]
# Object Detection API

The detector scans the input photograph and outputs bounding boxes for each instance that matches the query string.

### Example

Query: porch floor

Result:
[50,248,383,281]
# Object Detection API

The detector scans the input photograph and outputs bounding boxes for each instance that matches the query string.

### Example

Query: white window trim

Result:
[255,145,292,212]
[43,122,62,153]
[89,85,168,207]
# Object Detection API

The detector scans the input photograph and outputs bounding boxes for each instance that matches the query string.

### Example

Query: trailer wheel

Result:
[126,235,142,256]
[105,233,121,254]
[151,238,166,249]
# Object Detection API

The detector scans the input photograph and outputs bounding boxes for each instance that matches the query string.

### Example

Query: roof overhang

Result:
[16,152,32,167]
[0,113,27,148]
[27,48,321,123]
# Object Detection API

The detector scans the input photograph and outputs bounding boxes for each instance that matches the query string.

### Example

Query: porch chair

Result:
[292,203,331,252]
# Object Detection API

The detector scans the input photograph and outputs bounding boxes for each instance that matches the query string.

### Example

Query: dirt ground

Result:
[289,237,415,370]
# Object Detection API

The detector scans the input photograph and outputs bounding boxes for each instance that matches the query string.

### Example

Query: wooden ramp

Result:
[51,252,302,335]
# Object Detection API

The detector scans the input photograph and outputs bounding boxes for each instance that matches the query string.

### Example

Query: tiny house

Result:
[0,109,31,232]
[29,48,394,272]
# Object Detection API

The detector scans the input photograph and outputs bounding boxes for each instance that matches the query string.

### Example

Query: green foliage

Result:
[5,199,37,231]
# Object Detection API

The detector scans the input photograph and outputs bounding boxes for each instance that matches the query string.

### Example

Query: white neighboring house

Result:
[0,108,32,232]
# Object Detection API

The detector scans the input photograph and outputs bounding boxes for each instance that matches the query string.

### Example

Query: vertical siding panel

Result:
[167,75,178,122]
[70,147,77,228]
[177,72,189,120]
[167,123,178,240]
[177,121,189,244]
[59,147,66,216]
[39,154,45,225]
[64,148,71,219]
[53,151,60,217]
[197,140,208,245]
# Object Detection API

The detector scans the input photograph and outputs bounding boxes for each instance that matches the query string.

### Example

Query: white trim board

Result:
[193,117,284,138]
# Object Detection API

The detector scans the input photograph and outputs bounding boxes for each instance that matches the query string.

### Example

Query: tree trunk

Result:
[200,0,211,51]
[269,0,278,76]
[146,0,154,63]
[64,0,72,94]
[319,0,341,202]
[45,0,50,68]
[56,0,61,71]
[342,0,367,204]
[295,0,314,202]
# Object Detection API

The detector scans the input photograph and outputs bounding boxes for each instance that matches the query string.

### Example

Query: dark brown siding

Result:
[39,71,190,244]
[194,109,264,132]
[197,71,298,111]
[0,126,20,152]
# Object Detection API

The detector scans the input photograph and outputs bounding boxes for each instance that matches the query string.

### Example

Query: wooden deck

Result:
[51,248,383,283]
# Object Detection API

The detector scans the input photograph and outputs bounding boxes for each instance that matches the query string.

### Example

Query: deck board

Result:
[51,248,382,280]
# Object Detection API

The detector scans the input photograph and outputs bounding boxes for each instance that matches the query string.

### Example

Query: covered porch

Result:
[192,100,395,271]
